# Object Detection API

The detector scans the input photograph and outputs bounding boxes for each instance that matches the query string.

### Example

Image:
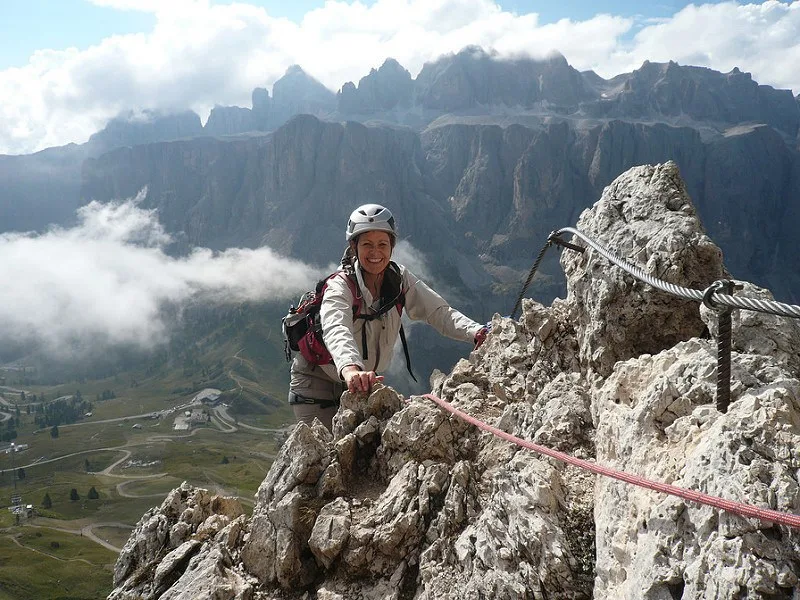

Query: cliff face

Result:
[81,116,464,268]
[107,162,800,599]
[0,110,204,233]
[5,51,800,307]
[419,116,797,301]
[77,112,800,307]
[0,143,89,231]
[584,62,800,138]
[411,47,593,112]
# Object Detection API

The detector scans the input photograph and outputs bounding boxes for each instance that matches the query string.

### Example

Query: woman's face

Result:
[354,230,393,276]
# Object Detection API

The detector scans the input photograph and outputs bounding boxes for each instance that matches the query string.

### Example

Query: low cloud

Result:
[0,191,325,356]
[0,0,798,155]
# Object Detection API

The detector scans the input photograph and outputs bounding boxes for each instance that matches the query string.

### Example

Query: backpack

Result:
[282,263,416,380]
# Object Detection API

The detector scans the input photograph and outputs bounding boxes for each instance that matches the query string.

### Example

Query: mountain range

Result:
[2,46,799,383]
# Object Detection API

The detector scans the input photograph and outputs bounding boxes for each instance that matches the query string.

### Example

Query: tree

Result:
[50,425,59,438]
[17,468,25,480]
[221,456,229,464]
[69,488,79,502]
[84,458,91,472]
[87,486,99,500]
[42,493,52,509]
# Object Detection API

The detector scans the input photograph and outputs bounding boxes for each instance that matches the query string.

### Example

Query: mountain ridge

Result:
[3,46,799,381]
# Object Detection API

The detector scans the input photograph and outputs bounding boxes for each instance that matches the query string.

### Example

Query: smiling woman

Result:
[287,203,489,430]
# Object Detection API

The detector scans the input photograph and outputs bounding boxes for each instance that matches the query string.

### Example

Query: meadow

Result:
[0,328,293,600]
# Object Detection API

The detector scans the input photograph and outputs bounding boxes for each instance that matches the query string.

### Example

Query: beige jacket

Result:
[289,261,482,401]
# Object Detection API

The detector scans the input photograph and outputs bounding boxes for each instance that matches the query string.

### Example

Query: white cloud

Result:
[599,0,800,90]
[0,191,324,355]
[0,0,798,155]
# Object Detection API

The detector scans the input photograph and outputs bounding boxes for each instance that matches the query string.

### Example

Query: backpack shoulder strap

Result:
[385,262,415,381]
[381,261,406,315]
[398,324,416,382]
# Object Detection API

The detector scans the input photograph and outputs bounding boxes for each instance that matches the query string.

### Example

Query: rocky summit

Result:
[108,162,800,600]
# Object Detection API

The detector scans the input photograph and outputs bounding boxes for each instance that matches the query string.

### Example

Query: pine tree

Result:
[87,487,99,500]
[42,493,52,509]
[69,488,79,502]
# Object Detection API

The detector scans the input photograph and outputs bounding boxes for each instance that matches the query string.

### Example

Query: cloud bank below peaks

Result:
[0,190,325,356]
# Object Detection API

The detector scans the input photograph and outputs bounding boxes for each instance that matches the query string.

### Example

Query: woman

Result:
[288,203,488,429]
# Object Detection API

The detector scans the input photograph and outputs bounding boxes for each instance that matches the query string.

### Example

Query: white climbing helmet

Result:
[345,204,396,241]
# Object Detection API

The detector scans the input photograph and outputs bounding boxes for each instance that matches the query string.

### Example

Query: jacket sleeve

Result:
[320,273,364,378]
[402,266,483,343]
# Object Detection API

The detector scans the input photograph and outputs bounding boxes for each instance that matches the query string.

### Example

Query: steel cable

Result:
[555,227,800,320]
[510,238,553,320]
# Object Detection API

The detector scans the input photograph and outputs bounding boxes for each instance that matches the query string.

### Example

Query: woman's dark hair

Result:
[341,245,357,270]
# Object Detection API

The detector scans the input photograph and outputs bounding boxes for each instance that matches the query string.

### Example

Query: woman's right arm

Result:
[320,273,365,378]
[322,274,386,393]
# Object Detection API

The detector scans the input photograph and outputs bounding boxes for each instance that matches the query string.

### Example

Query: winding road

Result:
[21,521,132,553]
[2,358,292,555]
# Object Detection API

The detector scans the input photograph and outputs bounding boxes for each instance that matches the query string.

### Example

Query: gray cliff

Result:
[339,58,414,114]
[77,112,800,306]
[4,49,800,310]
[107,162,800,599]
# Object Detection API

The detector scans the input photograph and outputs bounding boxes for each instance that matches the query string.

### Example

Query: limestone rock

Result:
[110,483,246,599]
[110,161,800,600]
[309,498,351,568]
[592,342,800,599]
[562,161,726,378]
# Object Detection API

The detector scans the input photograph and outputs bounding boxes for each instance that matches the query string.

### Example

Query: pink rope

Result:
[422,393,800,529]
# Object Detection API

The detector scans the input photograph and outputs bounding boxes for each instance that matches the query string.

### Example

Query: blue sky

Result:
[0,0,795,154]
[0,0,744,70]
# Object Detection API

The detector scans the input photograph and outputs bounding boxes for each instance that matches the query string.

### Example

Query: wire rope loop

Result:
[703,280,726,310]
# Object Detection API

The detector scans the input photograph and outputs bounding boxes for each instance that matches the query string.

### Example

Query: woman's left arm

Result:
[402,268,484,344]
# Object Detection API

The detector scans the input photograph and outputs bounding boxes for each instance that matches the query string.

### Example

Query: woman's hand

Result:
[342,365,384,393]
